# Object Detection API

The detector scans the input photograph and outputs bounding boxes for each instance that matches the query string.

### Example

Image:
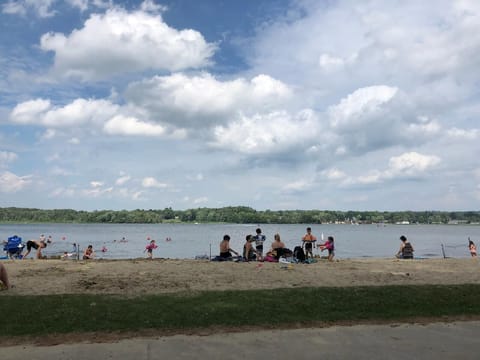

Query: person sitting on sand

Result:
[83,245,95,260]
[243,235,257,261]
[469,239,477,257]
[396,235,414,259]
[271,233,287,259]
[22,239,47,259]
[0,263,10,290]
[219,235,239,259]
[318,236,335,261]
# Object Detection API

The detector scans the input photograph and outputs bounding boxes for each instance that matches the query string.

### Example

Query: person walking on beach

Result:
[302,227,317,259]
[253,228,266,261]
[318,236,335,262]
[0,263,10,290]
[396,235,414,259]
[83,245,95,260]
[468,238,477,257]
[219,235,239,259]
[145,239,158,259]
[22,239,47,259]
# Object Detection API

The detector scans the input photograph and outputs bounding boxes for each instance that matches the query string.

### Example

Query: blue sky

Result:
[0,0,479,211]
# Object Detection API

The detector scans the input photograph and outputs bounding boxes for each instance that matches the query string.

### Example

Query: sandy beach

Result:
[2,257,479,296]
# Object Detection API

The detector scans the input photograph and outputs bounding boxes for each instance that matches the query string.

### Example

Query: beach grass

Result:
[1,284,480,338]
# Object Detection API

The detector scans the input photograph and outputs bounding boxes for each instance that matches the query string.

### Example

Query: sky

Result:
[0,0,479,212]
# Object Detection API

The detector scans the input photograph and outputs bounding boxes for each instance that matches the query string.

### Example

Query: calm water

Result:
[1,223,478,260]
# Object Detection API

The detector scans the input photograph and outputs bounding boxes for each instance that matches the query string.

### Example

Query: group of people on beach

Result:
[218,227,336,263]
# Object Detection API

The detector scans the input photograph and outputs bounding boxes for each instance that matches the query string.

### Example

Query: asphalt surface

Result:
[2,321,479,359]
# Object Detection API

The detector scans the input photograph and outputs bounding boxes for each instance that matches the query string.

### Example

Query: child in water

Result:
[469,238,477,257]
[145,239,158,259]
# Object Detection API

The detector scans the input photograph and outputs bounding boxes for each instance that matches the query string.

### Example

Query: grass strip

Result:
[1,284,480,337]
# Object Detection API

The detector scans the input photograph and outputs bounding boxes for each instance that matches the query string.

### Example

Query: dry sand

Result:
[2,257,479,296]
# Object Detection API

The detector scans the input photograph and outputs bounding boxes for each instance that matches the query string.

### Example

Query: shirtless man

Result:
[83,245,95,260]
[22,239,47,259]
[219,235,239,259]
[302,227,317,259]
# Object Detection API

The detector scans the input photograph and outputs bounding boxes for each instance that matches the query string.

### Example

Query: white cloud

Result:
[342,152,442,186]
[211,109,319,155]
[40,5,216,80]
[447,127,479,140]
[10,98,119,128]
[2,0,56,18]
[322,168,347,180]
[0,171,32,192]
[0,151,18,166]
[83,186,113,197]
[387,152,441,176]
[142,177,168,189]
[90,181,103,188]
[328,85,398,129]
[65,0,89,12]
[103,115,167,137]
[41,129,57,140]
[115,174,131,186]
[125,73,292,126]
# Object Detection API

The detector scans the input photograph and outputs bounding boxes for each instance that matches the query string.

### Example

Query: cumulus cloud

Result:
[103,115,167,137]
[125,73,292,126]
[0,151,18,167]
[0,171,32,192]
[341,152,441,186]
[65,0,89,12]
[386,152,441,177]
[328,85,398,129]
[210,109,319,155]
[142,177,167,189]
[115,174,131,186]
[10,98,118,128]
[324,85,442,155]
[40,5,216,80]
[2,0,56,18]
[447,127,479,140]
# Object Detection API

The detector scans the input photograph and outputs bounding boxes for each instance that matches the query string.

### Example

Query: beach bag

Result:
[293,246,305,262]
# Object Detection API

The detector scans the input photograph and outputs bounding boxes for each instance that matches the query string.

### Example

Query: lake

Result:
[1,223,478,260]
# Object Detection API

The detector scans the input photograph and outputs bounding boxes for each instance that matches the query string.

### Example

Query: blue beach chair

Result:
[3,235,25,259]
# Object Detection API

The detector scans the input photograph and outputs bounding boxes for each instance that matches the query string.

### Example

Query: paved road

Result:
[2,321,479,359]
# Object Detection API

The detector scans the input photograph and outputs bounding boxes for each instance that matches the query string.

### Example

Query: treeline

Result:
[0,206,479,224]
